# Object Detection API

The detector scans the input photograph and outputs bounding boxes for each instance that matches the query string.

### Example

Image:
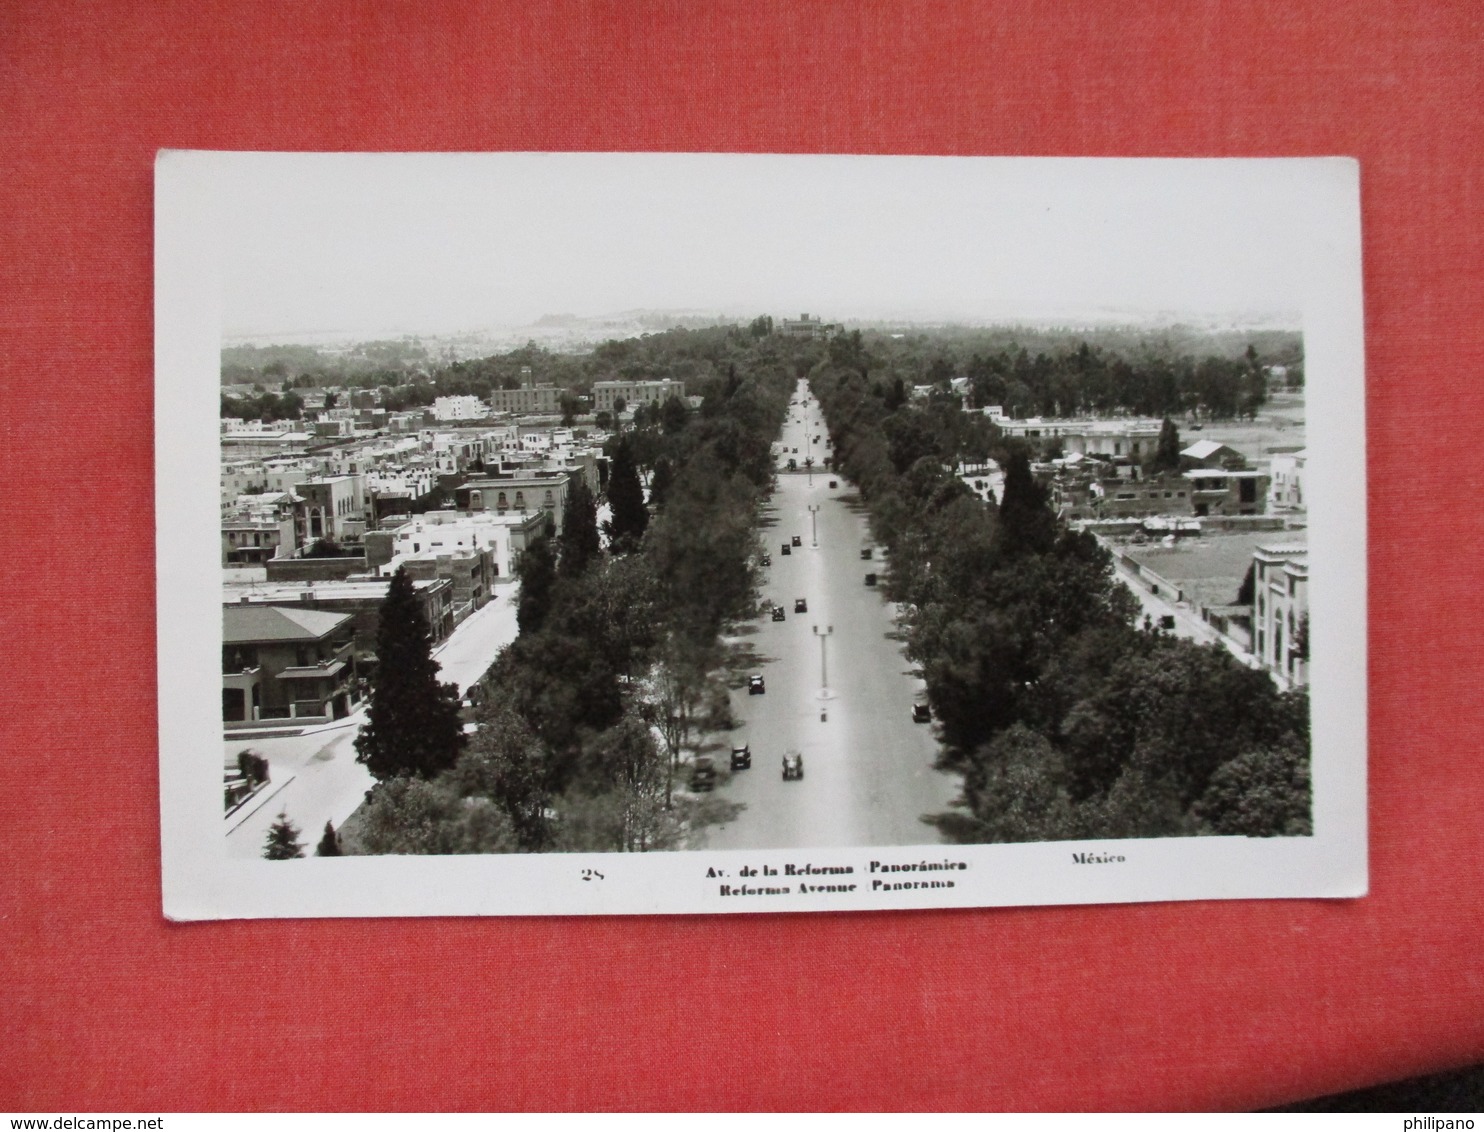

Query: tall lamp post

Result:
[807,504,820,547]
[812,624,833,699]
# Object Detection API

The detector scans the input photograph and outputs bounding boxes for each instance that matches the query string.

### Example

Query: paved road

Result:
[224,584,521,858]
[700,381,960,850]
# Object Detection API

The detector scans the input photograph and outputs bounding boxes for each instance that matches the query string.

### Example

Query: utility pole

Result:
[812,624,833,694]
[807,504,820,547]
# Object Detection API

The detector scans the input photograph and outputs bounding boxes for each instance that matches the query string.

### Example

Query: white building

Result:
[433,395,488,422]
[591,379,685,413]
[1269,448,1308,510]
[1252,542,1308,690]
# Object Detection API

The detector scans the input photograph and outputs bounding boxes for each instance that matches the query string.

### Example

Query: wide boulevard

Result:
[701,380,960,849]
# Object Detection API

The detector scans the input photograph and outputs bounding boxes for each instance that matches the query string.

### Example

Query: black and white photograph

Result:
[156,152,1367,917]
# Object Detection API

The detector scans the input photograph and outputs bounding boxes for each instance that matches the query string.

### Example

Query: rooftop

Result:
[223,604,351,645]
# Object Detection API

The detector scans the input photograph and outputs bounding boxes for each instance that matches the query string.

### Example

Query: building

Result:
[590,379,685,413]
[222,604,359,727]
[221,492,299,565]
[298,474,367,545]
[487,385,561,415]
[995,417,1165,460]
[1269,448,1308,510]
[1183,468,1269,517]
[1252,542,1308,689]
[779,313,838,339]
[225,576,455,661]
[1180,439,1247,469]
[454,470,571,529]
[433,395,487,422]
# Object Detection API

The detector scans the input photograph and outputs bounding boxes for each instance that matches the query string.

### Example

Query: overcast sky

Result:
[211,153,1342,340]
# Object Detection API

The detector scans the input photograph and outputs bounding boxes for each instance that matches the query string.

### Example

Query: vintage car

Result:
[860,547,873,560]
[730,744,752,770]
[690,755,717,791]
[794,598,808,613]
[791,535,802,547]
[780,543,791,556]
[781,751,804,780]
[912,701,932,723]
[760,553,771,566]
[864,573,877,587]
[829,480,838,488]
[771,605,786,622]
[748,674,766,695]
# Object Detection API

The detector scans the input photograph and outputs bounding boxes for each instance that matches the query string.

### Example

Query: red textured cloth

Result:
[3,0,1482,1112]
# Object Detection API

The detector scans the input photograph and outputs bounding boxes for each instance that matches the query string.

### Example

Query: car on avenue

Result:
[690,755,717,791]
[912,701,932,723]
[749,674,766,695]
[760,553,771,566]
[865,573,877,587]
[860,547,873,560]
[782,752,804,780]
[730,744,752,770]
[791,535,802,546]
[781,543,791,555]
[829,480,838,488]
[794,597,808,613]
[771,605,786,621]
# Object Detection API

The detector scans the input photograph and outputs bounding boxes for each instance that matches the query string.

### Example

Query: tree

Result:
[264,811,304,859]
[559,392,582,427]
[660,394,688,435]
[648,456,674,511]
[996,447,1056,556]
[1149,417,1182,473]
[355,776,519,854]
[315,820,342,856]
[516,535,557,634]
[606,436,648,551]
[354,566,466,780]
[1194,738,1311,836]
[559,478,601,578]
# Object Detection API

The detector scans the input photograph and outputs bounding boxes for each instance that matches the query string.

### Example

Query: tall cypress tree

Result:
[996,447,1056,557]
[559,478,600,578]
[355,566,466,780]
[516,535,557,635]
[1150,417,1182,472]
[606,437,648,551]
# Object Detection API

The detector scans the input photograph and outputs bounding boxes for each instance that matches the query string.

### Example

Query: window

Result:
[515,491,525,509]
[497,492,508,510]
[545,490,554,505]
[470,490,483,509]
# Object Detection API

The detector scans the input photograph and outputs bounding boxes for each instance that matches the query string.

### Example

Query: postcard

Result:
[157,151,1366,917]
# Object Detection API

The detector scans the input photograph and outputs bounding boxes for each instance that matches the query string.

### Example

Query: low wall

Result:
[265,557,370,582]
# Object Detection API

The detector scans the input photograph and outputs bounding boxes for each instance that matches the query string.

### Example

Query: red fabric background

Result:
[2,0,1481,1112]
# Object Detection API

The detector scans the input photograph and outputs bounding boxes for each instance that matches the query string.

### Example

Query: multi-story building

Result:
[224,576,455,662]
[1183,468,1269,517]
[1269,448,1308,510]
[433,395,487,422]
[487,385,561,415]
[778,313,839,339]
[221,492,299,565]
[454,470,571,530]
[222,604,359,727]
[1251,542,1308,689]
[590,379,685,413]
[298,474,367,545]
[995,416,1165,461]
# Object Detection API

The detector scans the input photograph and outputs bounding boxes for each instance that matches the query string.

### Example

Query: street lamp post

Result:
[807,504,820,547]
[812,624,833,695]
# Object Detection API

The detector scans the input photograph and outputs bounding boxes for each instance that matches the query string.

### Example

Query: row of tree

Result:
[810,361,1311,842]
[346,329,801,854]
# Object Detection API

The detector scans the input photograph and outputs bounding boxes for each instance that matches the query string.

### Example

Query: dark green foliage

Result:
[995,447,1056,556]
[808,353,1310,846]
[516,536,557,634]
[315,820,341,856]
[1149,417,1182,472]
[1194,738,1312,836]
[648,457,674,510]
[559,478,601,578]
[605,436,648,551]
[660,394,689,435]
[354,567,466,781]
[355,776,519,855]
[264,811,304,859]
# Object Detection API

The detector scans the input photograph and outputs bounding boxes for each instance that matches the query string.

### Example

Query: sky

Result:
[209,152,1346,340]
